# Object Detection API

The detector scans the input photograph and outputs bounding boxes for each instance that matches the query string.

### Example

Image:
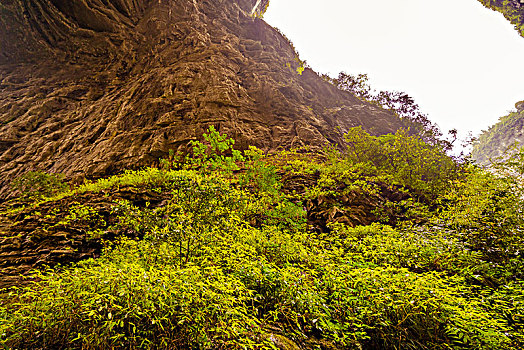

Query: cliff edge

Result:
[0,0,402,197]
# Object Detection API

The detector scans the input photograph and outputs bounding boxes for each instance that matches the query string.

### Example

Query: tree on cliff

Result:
[332,72,446,147]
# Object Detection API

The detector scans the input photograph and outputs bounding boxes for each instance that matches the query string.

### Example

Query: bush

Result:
[438,164,524,262]
[2,128,523,349]
[0,239,262,349]
[340,127,460,199]
[2,208,517,349]
[112,175,246,266]
[10,170,68,200]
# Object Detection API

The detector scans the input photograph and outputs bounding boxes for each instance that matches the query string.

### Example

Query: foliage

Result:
[10,170,68,200]
[241,146,281,195]
[478,0,524,37]
[1,200,517,349]
[471,108,524,164]
[294,55,307,75]
[78,168,199,194]
[112,176,246,266]
[0,242,262,349]
[1,127,524,349]
[166,125,245,174]
[336,126,460,200]
[331,72,450,146]
[438,151,524,263]
[65,203,107,239]
[329,223,485,278]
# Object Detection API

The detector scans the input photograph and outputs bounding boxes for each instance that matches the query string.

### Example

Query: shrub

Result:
[340,127,460,199]
[0,239,263,349]
[183,126,244,174]
[111,175,245,266]
[2,128,523,349]
[10,170,68,200]
[438,164,524,262]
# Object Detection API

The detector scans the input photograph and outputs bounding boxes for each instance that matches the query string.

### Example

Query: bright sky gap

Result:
[264,0,524,143]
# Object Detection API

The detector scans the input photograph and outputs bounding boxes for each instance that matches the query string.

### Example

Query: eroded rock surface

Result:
[0,185,172,288]
[0,0,402,198]
[471,105,524,164]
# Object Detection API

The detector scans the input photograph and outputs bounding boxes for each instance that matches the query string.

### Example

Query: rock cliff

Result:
[471,101,524,164]
[0,0,403,198]
[471,1,523,163]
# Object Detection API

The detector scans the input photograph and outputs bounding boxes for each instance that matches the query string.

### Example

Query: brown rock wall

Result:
[0,0,402,198]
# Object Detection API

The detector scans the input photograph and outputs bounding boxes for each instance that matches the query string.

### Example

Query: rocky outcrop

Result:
[471,1,524,163]
[0,185,172,288]
[0,0,402,199]
[471,104,524,164]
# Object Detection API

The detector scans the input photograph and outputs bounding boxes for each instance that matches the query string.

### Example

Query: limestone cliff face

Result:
[471,101,524,164]
[471,1,523,162]
[0,0,402,197]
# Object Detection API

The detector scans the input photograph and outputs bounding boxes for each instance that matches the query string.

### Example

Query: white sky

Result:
[264,0,524,141]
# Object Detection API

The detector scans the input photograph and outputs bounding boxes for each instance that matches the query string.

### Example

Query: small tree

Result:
[333,72,447,148]
[340,127,460,199]
[185,126,244,174]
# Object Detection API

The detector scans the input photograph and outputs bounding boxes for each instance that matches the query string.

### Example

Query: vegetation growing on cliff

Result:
[1,127,523,349]
[478,0,524,37]
[326,72,453,148]
[471,107,524,164]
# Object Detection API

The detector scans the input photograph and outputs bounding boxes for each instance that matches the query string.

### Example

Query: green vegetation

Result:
[10,170,68,200]
[1,127,523,349]
[337,127,459,199]
[471,107,524,164]
[327,72,452,147]
[478,0,524,37]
